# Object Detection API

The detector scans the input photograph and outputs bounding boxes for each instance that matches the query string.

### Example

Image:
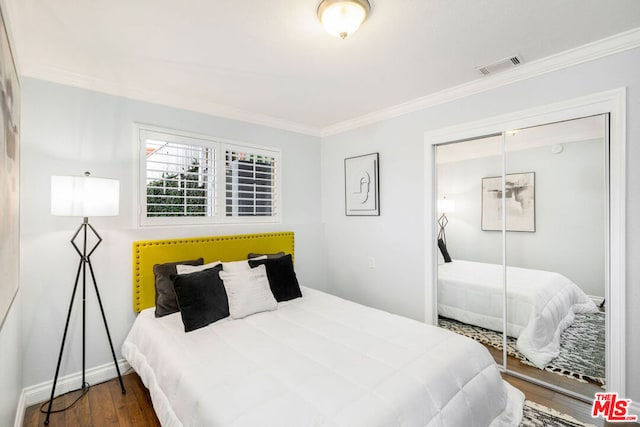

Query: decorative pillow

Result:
[172,264,229,332]
[153,258,204,318]
[222,259,252,273]
[248,254,302,302]
[219,264,277,319]
[437,238,452,263]
[176,261,221,275]
[247,252,285,260]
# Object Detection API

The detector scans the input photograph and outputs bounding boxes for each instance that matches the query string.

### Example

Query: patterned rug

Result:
[439,312,605,385]
[521,400,596,427]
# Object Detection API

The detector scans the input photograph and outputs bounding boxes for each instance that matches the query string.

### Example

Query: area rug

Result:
[521,400,597,427]
[438,312,605,385]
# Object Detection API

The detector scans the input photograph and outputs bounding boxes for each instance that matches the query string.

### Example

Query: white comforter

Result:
[123,286,523,427]
[438,260,598,368]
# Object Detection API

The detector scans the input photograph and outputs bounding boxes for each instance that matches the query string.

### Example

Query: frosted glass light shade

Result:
[51,175,120,217]
[438,198,456,214]
[318,0,370,39]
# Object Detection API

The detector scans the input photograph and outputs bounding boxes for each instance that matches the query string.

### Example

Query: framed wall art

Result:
[0,5,21,329]
[344,152,379,216]
[482,172,535,232]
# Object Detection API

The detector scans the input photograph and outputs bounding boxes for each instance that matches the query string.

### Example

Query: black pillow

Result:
[172,264,229,332]
[247,252,285,260]
[153,258,204,318]
[248,254,302,302]
[438,238,452,263]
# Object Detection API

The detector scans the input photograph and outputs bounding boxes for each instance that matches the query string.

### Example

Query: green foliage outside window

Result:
[146,161,208,216]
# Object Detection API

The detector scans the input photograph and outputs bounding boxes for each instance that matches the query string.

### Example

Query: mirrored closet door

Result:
[435,114,608,399]
[436,134,507,367]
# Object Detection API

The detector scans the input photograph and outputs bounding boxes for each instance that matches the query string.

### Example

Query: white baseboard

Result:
[13,389,25,427]
[16,358,131,423]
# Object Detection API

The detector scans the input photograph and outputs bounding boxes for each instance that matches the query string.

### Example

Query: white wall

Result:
[321,47,640,403]
[20,77,324,389]
[438,139,606,298]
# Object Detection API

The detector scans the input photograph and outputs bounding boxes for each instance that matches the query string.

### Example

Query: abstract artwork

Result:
[345,153,379,216]
[482,172,535,232]
[0,5,20,329]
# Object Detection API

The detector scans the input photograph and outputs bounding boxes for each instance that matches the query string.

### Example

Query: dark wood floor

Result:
[23,372,638,427]
[23,373,160,427]
[484,344,603,398]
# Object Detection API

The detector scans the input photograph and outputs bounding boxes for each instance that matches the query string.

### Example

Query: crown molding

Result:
[22,64,323,137]
[320,26,640,137]
[21,27,640,139]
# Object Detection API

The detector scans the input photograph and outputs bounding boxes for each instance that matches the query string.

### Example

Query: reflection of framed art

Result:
[482,172,535,232]
[0,4,20,329]
[345,152,379,216]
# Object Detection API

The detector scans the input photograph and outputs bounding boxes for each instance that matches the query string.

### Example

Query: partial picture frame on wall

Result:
[345,152,379,216]
[482,172,535,232]
[0,4,21,329]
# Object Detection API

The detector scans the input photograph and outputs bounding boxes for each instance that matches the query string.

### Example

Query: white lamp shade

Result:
[438,198,456,214]
[51,175,120,217]
[318,0,370,38]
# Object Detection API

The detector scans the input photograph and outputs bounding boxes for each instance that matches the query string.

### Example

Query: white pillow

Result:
[222,259,252,273]
[176,261,221,274]
[219,264,277,319]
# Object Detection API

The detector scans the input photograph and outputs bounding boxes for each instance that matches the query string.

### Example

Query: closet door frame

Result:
[424,88,626,396]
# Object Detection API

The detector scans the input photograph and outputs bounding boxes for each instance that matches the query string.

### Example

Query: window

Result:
[138,124,281,226]
[145,140,214,218]
[225,149,277,217]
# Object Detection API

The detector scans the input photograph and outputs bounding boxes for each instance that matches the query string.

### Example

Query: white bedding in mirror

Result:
[123,286,524,427]
[438,260,599,368]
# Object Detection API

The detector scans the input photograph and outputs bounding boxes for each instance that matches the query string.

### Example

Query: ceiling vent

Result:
[476,55,523,75]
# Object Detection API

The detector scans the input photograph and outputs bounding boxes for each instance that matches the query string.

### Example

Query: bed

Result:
[123,232,524,427]
[437,260,599,369]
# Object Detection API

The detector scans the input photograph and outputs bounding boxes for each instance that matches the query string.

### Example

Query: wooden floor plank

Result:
[34,388,73,426]
[107,376,147,427]
[22,403,44,426]
[87,379,119,427]
[62,387,91,427]
[485,342,603,398]
[124,375,160,426]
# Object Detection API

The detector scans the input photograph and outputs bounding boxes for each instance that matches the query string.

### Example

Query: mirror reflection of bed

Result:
[435,115,607,399]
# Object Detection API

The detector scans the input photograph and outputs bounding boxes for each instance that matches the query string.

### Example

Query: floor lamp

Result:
[45,172,126,425]
[437,197,455,244]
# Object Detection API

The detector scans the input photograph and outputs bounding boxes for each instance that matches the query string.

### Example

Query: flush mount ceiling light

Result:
[317,0,371,39]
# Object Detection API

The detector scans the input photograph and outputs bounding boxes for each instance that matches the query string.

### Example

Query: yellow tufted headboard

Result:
[132,232,294,313]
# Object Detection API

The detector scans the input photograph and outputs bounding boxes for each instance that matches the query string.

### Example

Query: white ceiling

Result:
[6,1,640,135]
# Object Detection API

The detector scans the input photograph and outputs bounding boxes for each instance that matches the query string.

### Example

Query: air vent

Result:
[477,55,523,75]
